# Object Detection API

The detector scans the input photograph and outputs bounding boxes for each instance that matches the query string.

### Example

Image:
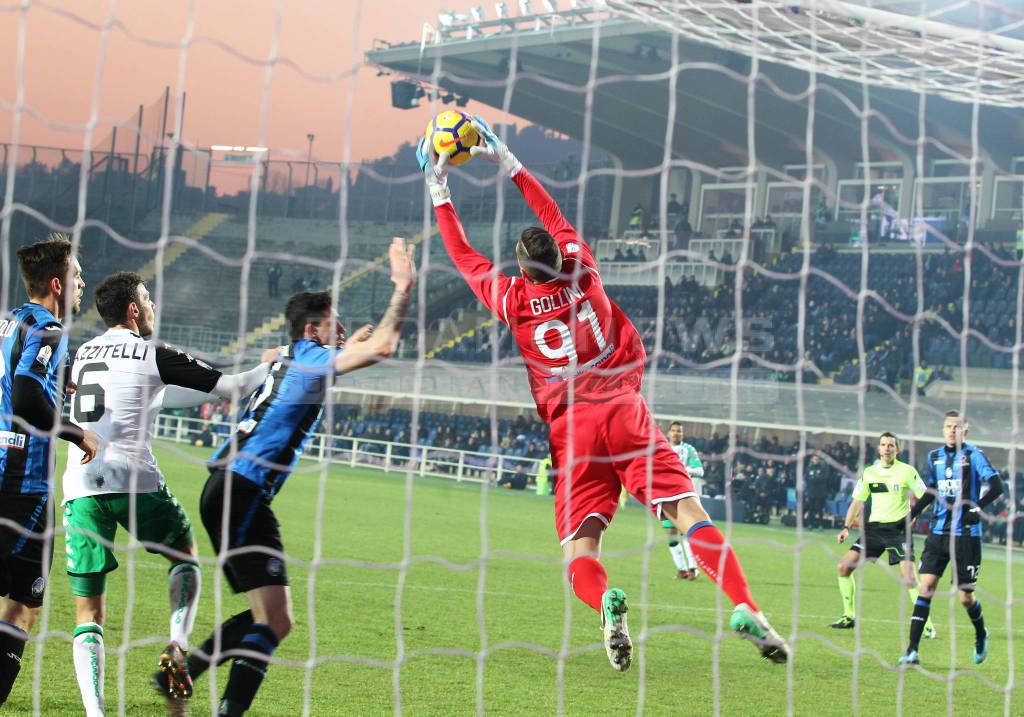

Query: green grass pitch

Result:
[5,442,1023,716]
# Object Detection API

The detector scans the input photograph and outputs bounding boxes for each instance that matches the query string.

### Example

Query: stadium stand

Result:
[431,241,1021,395]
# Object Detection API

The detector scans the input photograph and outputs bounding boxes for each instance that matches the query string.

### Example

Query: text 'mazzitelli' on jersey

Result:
[63,329,222,501]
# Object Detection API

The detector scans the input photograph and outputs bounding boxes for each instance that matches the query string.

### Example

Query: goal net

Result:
[1,0,1022,715]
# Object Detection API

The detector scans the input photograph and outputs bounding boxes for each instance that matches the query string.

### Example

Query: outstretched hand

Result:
[416,137,452,206]
[260,346,284,364]
[388,237,416,291]
[469,115,522,177]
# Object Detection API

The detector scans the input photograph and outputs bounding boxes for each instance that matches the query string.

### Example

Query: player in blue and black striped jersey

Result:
[0,234,100,706]
[898,410,1004,667]
[187,238,416,717]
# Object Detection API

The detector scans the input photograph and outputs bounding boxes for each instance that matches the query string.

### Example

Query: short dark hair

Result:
[16,233,74,298]
[879,431,899,446]
[517,227,562,281]
[94,271,144,327]
[944,409,967,426]
[285,291,333,340]
[669,421,682,429]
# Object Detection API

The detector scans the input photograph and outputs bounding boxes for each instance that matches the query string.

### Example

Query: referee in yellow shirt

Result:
[830,432,935,638]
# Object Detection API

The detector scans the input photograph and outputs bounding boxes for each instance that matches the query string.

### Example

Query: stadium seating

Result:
[430,243,1021,390]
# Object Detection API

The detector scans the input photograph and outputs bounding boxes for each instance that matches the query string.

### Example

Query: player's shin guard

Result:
[687,521,759,612]
[168,561,201,651]
[907,596,932,652]
[188,610,254,680]
[838,575,856,618]
[567,556,608,612]
[966,599,986,640]
[219,624,279,716]
[0,621,28,705]
[72,623,105,717]
[667,539,687,571]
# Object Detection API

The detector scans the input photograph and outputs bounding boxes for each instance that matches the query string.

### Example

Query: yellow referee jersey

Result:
[851,459,927,523]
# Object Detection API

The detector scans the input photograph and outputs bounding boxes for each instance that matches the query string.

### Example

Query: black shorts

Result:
[919,532,982,591]
[200,469,288,594]
[851,521,914,565]
[0,493,53,608]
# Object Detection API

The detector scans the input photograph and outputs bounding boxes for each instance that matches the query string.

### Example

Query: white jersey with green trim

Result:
[672,441,705,494]
[62,329,222,502]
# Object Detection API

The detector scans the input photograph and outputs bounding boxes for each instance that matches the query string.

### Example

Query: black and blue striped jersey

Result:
[0,303,69,495]
[925,442,999,537]
[209,339,335,497]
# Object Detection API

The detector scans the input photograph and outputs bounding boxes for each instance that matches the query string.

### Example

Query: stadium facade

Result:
[367,3,1023,238]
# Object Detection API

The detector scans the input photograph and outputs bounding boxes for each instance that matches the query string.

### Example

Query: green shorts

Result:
[63,482,193,577]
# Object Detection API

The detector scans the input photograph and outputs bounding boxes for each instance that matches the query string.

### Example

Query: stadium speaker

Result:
[391,80,421,110]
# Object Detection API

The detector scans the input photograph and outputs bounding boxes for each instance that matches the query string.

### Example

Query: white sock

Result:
[668,542,687,571]
[73,622,105,717]
[681,538,698,571]
[168,562,201,651]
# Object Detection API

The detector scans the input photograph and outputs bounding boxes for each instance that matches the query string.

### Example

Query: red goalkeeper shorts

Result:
[548,392,695,545]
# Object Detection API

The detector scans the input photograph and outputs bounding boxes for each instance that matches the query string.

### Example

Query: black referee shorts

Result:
[850,520,914,566]
[200,468,288,594]
[919,532,982,591]
[0,493,53,608]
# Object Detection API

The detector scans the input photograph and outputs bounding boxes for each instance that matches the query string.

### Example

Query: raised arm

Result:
[470,117,595,265]
[510,169,577,244]
[419,136,514,321]
[333,238,415,375]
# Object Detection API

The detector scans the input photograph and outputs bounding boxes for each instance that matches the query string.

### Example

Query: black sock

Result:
[220,624,279,715]
[0,621,28,705]
[187,610,254,680]
[907,596,932,652]
[966,599,986,641]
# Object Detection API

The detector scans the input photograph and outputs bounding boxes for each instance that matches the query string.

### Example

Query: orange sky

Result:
[0,0,511,169]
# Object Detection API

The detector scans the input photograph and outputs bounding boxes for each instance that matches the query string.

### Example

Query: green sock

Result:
[838,575,856,619]
[908,587,934,632]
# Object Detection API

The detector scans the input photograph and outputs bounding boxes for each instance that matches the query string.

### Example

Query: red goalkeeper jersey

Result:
[434,169,646,422]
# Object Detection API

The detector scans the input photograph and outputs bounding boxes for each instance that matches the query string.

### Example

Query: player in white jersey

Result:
[62,272,275,717]
[664,422,705,580]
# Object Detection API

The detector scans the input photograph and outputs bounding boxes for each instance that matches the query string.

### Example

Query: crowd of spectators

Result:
[434,244,1020,391]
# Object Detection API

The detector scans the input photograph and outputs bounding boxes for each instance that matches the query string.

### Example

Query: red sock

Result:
[688,522,759,612]
[567,556,608,612]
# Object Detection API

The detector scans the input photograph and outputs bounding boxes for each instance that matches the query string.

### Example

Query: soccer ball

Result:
[425,110,478,166]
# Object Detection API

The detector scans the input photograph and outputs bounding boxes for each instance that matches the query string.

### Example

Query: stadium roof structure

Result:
[367,1,1024,174]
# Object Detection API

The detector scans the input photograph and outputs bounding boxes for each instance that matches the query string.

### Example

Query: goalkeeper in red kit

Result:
[418,118,789,671]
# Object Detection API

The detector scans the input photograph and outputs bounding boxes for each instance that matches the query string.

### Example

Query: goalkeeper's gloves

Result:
[416,136,451,207]
[469,116,522,177]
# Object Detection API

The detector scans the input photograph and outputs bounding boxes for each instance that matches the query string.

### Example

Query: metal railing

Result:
[153,413,542,484]
[155,324,288,357]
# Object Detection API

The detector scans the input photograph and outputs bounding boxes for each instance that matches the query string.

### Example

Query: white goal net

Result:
[1,0,1022,715]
